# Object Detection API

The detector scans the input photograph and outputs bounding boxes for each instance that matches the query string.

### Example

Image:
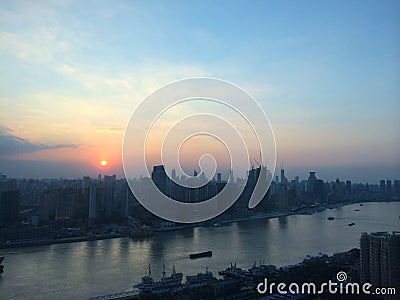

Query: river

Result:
[0,202,399,299]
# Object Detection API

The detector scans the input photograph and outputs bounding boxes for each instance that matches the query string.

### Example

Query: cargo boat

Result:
[248,260,276,277]
[185,268,217,287]
[219,262,248,278]
[189,251,212,259]
[134,264,183,294]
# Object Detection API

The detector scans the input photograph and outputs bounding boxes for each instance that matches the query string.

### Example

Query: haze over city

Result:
[1,1,399,183]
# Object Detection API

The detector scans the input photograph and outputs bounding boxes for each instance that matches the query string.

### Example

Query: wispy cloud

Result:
[0,127,78,156]
[92,125,124,135]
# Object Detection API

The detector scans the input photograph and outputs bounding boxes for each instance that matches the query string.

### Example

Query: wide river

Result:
[0,202,399,299]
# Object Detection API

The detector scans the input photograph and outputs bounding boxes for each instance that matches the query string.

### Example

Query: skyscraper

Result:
[380,180,386,194]
[307,172,317,193]
[151,165,169,196]
[394,180,400,194]
[386,180,392,198]
[217,173,222,183]
[280,166,286,184]
[0,190,19,227]
[346,180,352,194]
[360,232,400,292]
[54,188,76,220]
[89,185,96,219]
[277,183,288,211]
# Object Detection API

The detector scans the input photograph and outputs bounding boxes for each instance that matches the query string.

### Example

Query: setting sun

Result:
[100,160,108,167]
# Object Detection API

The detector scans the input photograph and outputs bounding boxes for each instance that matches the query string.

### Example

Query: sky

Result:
[0,0,399,183]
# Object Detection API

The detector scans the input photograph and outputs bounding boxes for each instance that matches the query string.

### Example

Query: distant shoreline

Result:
[0,233,127,249]
[1,200,398,249]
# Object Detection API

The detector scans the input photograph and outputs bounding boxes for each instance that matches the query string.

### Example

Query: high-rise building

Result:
[104,175,116,183]
[314,179,325,202]
[152,165,169,196]
[0,172,6,181]
[121,183,130,218]
[294,176,299,187]
[89,185,96,219]
[277,183,288,211]
[82,176,91,190]
[329,178,344,204]
[54,188,76,220]
[0,190,19,227]
[39,188,79,221]
[346,180,352,194]
[104,183,114,217]
[236,166,271,216]
[394,180,400,194]
[307,172,317,194]
[217,173,222,183]
[39,190,59,222]
[380,180,386,194]
[360,232,400,292]
[280,167,286,184]
[386,180,392,198]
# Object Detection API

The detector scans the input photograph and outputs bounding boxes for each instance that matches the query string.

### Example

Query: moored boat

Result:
[134,264,183,294]
[248,260,276,277]
[186,268,217,287]
[219,262,247,278]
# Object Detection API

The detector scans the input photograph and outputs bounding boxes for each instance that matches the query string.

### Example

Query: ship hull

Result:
[189,251,212,259]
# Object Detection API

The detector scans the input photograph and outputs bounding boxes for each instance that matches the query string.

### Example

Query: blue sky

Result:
[0,0,399,182]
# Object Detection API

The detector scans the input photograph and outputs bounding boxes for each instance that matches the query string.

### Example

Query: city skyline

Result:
[1,1,399,182]
[1,163,399,186]
[1,2,400,299]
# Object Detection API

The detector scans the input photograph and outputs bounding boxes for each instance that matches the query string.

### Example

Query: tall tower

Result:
[152,165,169,196]
[88,185,96,219]
[307,172,317,193]
[386,180,392,199]
[277,183,288,211]
[280,164,285,184]
[217,173,222,183]
[380,180,386,194]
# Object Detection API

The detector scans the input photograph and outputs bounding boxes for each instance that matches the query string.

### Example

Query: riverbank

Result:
[0,233,127,249]
[89,247,362,300]
[1,202,398,300]
[0,211,297,249]
[2,200,397,249]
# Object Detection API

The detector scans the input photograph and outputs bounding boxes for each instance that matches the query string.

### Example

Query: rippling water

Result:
[0,202,399,299]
